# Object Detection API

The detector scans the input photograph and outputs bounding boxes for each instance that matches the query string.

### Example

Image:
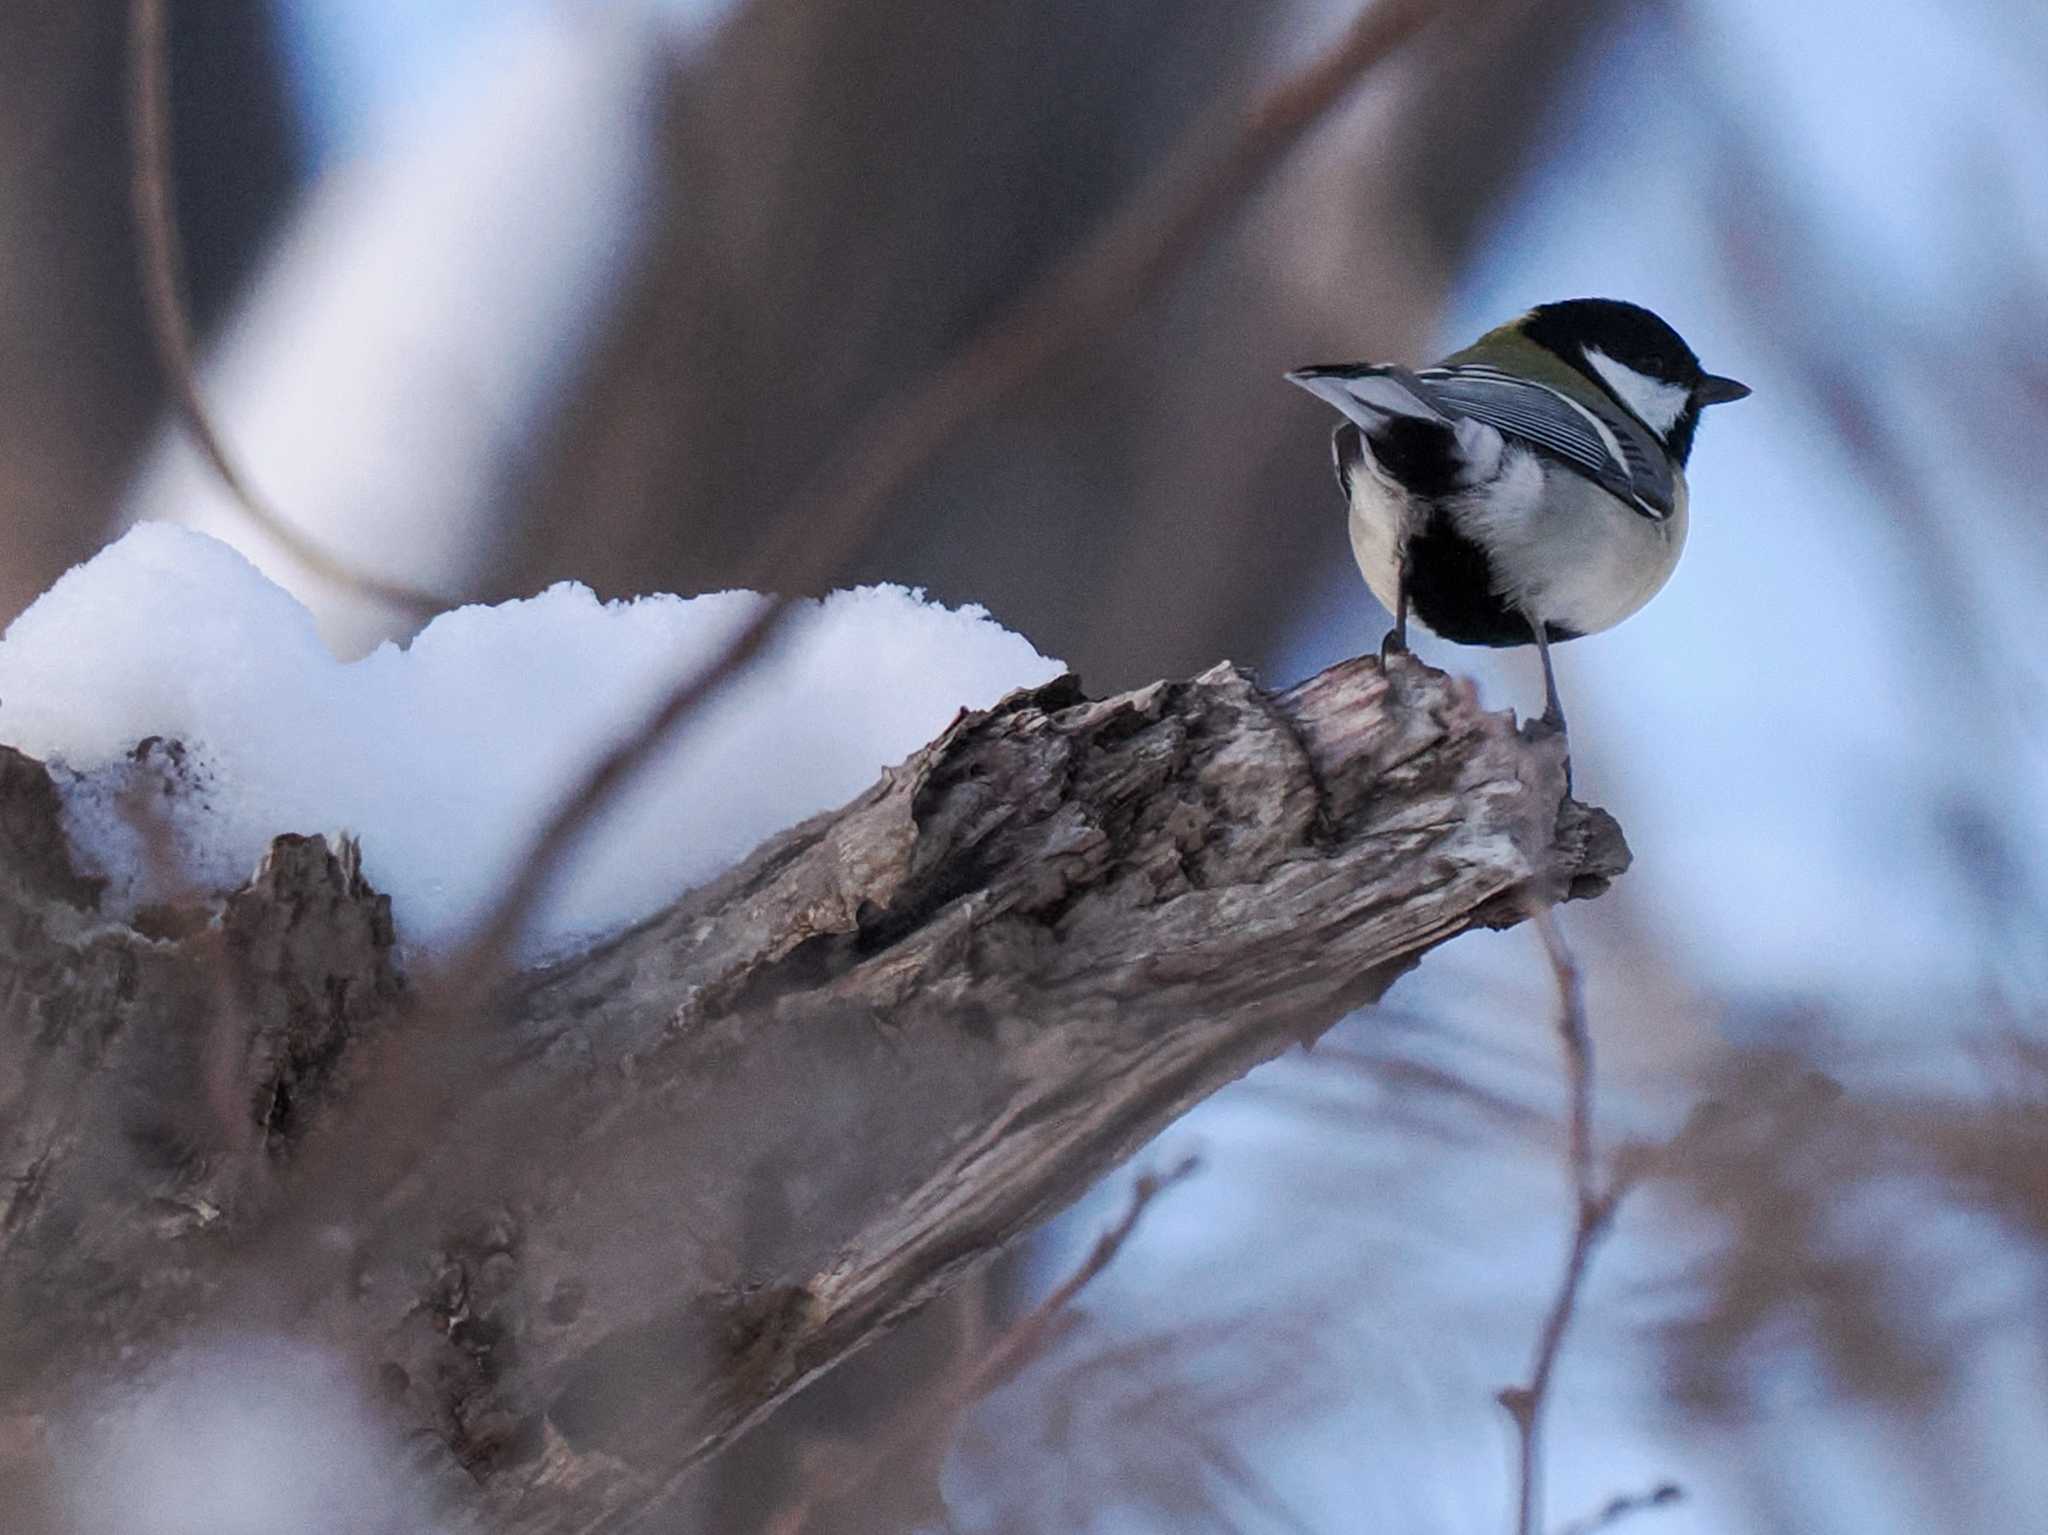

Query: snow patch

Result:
[0,525,1065,959]
[62,1339,449,1535]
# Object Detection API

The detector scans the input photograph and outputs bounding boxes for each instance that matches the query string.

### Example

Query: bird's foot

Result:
[1522,711,1572,794]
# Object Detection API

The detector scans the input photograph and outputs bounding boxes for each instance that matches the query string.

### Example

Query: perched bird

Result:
[1287,298,1748,734]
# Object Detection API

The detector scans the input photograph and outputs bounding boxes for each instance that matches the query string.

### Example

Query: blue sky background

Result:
[277,0,560,165]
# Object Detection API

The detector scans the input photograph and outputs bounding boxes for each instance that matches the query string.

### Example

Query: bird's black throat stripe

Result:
[1404,514,1582,649]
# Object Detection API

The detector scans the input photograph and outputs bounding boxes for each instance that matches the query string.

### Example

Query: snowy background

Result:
[1,0,2043,1531]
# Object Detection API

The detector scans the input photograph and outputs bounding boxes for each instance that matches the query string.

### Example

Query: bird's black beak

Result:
[1697,373,1752,406]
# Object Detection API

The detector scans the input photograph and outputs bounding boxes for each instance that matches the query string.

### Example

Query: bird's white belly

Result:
[1480,461,1689,635]
[1345,475,1408,619]
[1345,448,1688,638]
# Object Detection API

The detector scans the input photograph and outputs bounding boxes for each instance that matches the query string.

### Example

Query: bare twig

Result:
[448,0,1448,980]
[1497,904,1624,1535]
[961,1154,1203,1400]
[1556,1482,1684,1535]
[1533,904,1597,1216]
[762,1156,1202,1535]
[126,0,457,618]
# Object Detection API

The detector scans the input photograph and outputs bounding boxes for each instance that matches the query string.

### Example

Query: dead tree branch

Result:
[0,651,1624,1533]
[453,0,1448,977]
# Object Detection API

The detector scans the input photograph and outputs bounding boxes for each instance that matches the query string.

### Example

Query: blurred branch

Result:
[451,0,1448,979]
[763,1157,1200,1535]
[1556,1483,1683,1535]
[0,650,1624,1534]
[1497,906,1634,1535]
[125,0,456,618]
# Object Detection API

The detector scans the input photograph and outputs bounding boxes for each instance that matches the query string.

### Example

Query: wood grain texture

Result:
[0,651,1624,1531]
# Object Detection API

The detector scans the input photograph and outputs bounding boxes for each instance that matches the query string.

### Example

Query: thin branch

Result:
[964,1154,1203,1400]
[1533,903,1597,1216]
[761,1156,1202,1535]
[447,0,1448,980]
[1556,1482,1684,1535]
[125,0,457,619]
[1498,904,1622,1535]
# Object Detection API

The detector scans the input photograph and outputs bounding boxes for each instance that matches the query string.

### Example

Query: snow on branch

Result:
[0,639,1622,1533]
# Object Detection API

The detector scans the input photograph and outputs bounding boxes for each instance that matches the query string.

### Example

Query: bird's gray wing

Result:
[1412,364,1676,520]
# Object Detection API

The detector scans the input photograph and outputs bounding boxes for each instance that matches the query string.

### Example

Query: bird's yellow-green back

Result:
[1440,317,1601,402]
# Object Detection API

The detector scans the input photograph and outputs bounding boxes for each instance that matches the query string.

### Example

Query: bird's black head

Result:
[1517,298,1749,464]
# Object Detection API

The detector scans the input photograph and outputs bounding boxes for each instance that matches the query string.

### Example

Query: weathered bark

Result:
[0,651,1624,1531]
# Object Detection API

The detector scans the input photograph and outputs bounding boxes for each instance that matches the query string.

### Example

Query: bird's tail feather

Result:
[1285,363,1444,428]
[1289,364,1501,491]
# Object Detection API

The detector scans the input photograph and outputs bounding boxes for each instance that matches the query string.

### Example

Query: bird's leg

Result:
[1525,614,1573,793]
[1380,563,1409,659]
[1527,615,1566,735]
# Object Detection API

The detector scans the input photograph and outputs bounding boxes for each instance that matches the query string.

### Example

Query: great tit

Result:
[1287,298,1748,734]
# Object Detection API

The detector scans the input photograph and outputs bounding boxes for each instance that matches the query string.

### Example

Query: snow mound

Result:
[0,524,1065,959]
[63,1338,451,1535]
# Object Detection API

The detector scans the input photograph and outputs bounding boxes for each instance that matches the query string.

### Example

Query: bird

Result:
[1286,298,1748,736]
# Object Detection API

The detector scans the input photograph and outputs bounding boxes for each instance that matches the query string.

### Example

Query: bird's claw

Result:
[1521,713,1572,794]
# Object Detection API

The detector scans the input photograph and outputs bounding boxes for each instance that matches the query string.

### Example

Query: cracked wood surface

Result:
[0,651,1625,1532]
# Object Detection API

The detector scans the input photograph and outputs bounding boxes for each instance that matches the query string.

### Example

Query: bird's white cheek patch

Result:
[1582,348,1690,436]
